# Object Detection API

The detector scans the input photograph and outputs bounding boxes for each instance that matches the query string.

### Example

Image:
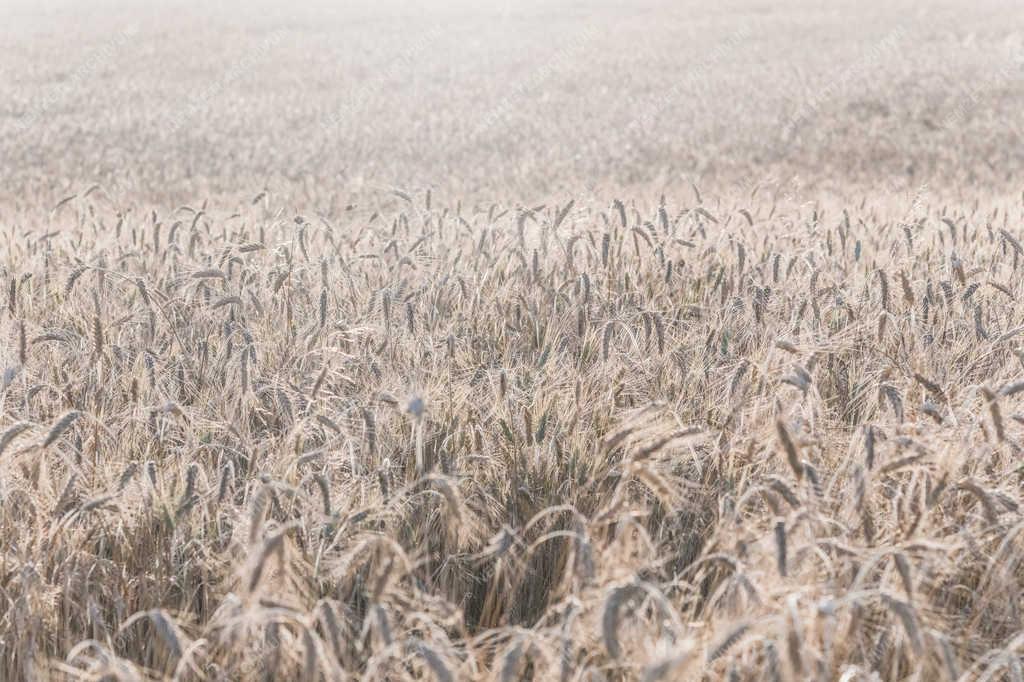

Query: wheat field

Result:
[3,0,1024,680]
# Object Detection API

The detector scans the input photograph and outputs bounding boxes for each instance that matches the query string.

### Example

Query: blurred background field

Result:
[3,0,1022,212]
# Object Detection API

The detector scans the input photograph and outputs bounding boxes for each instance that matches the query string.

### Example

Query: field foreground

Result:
[4,189,1024,680]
